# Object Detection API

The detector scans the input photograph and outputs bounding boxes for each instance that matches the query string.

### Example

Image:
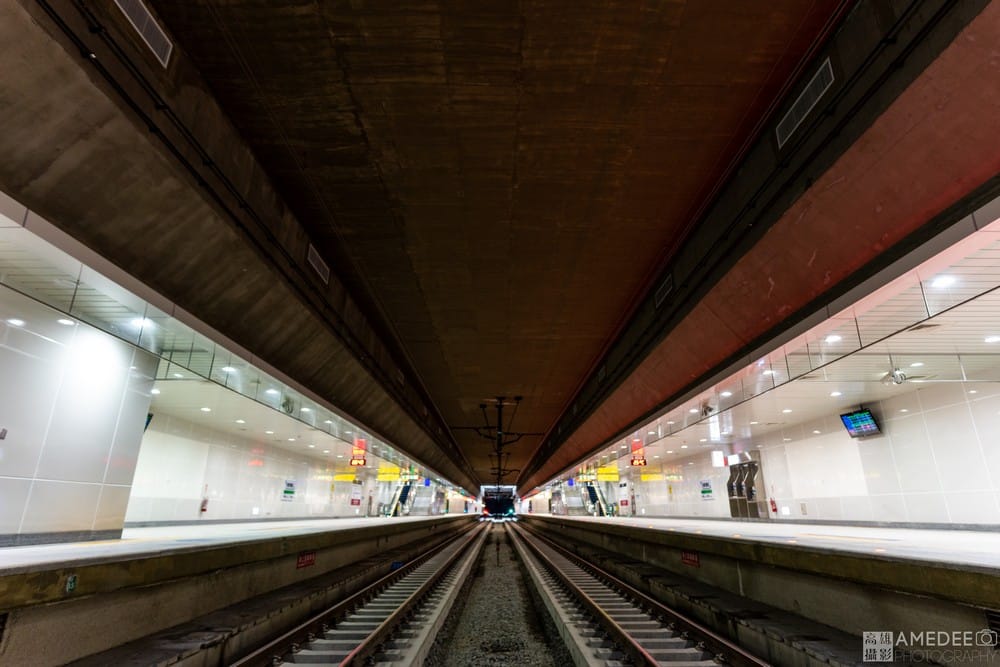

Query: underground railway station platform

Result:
[2,0,1000,665]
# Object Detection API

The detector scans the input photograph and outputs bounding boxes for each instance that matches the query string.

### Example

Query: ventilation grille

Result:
[114,0,173,68]
[307,244,330,284]
[776,57,834,149]
[654,273,674,309]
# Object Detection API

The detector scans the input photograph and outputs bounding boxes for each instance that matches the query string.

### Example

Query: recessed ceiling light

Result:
[653,455,660,459]
[824,334,842,343]
[337,454,344,458]
[812,430,821,434]
[6,318,24,326]
[721,391,733,398]
[620,445,627,449]
[647,431,656,435]
[200,407,211,412]
[301,407,311,412]
[235,419,245,424]
[969,390,977,394]
[57,318,75,326]
[900,409,909,413]
[308,444,315,448]
[666,450,674,454]
[151,388,161,395]
[986,336,1000,343]
[782,408,792,414]
[287,437,296,442]
[689,408,699,414]
[221,366,236,373]
[783,437,791,442]
[699,438,707,442]
[265,430,274,435]
[265,388,279,395]
[931,275,956,288]
[830,391,842,397]
[172,373,183,378]
[750,420,758,425]
[323,450,330,454]
[909,362,924,368]
[762,369,775,376]
[130,317,153,328]
[680,445,688,449]
[324,420,333,424]
[688,462,694,465]
[666,420,675,425]
[345,430,353,435]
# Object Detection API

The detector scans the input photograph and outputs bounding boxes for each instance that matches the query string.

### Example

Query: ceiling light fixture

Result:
[265,388,279,395]
[721,391,733,397]
[666,420,675,425]
[680,445,688,449]
[647,431,656,435]
[689,408,698,414]
[910,362,924,368]
[308,444,315,448]
[812,430,821,434]
[265,430,274,435]
[287,437,295,442]
[830,391,842,397]
[931,275,956,288]
[324,420,333,424]
[986,336,1000,343]
[667,450,674,454]
[762,369,775,376]
[323,450,330,454]
[900,409,909,413]
[57,318,75,326]
[782,408,792,413]
[301,407,311,412]
[825,334,842,343]
[172,373,183,378]
[750,420,758,425]
[130,317,153,328]
[151,388,161,395]
[200,407,211,412]
[699,438,707,442]
[221,366,236,373]
[235,419,245,424]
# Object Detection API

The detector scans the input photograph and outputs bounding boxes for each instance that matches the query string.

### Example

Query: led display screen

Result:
[840,409,880,437]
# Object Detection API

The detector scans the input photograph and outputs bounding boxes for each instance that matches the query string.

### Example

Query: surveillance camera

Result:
[891,369,906,385]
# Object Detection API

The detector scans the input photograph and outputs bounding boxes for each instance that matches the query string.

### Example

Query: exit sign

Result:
[349,457,366,466]
[631,457,647,466]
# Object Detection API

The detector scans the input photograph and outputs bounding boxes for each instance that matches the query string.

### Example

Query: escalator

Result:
[392,484,412,516]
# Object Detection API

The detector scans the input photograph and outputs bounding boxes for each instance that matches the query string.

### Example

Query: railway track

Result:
[235,520,771,666]
[509,522,772,667]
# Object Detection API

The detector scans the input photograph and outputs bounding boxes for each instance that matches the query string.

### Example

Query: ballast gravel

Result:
[425,524,572,667]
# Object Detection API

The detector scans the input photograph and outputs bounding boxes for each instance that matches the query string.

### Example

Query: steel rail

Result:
[513,523,772,667]
[231,522,483,667]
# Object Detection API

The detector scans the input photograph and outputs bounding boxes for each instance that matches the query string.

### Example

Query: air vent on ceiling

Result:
[776,57,834,149]
[654,273,674,309]
[907,323,941,332]
[114,0,173,68]
[307,243,330,284]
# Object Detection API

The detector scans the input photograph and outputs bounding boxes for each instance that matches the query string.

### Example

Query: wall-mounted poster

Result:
[282,479,296,502]
[699,479,713,500]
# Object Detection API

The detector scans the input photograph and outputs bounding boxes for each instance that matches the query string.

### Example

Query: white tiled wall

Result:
[622,383,1000,525]
[0,285,157,541]
[629,457,733,518]
[125,415,380,522]
[748,383,1000,524]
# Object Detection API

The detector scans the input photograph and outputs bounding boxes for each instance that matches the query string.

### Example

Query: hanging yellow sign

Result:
[596,466,619,482]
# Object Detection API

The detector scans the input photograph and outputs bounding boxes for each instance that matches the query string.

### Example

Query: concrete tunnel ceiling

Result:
[145,0,849,487]
[11,1,990,495]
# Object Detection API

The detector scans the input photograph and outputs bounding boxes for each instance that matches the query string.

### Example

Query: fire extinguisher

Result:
[769,498,778,514]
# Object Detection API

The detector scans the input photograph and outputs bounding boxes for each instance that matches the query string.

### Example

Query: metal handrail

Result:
[514,523,772,667]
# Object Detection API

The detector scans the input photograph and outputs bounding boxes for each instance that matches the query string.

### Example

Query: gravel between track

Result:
[425,523,572,667]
